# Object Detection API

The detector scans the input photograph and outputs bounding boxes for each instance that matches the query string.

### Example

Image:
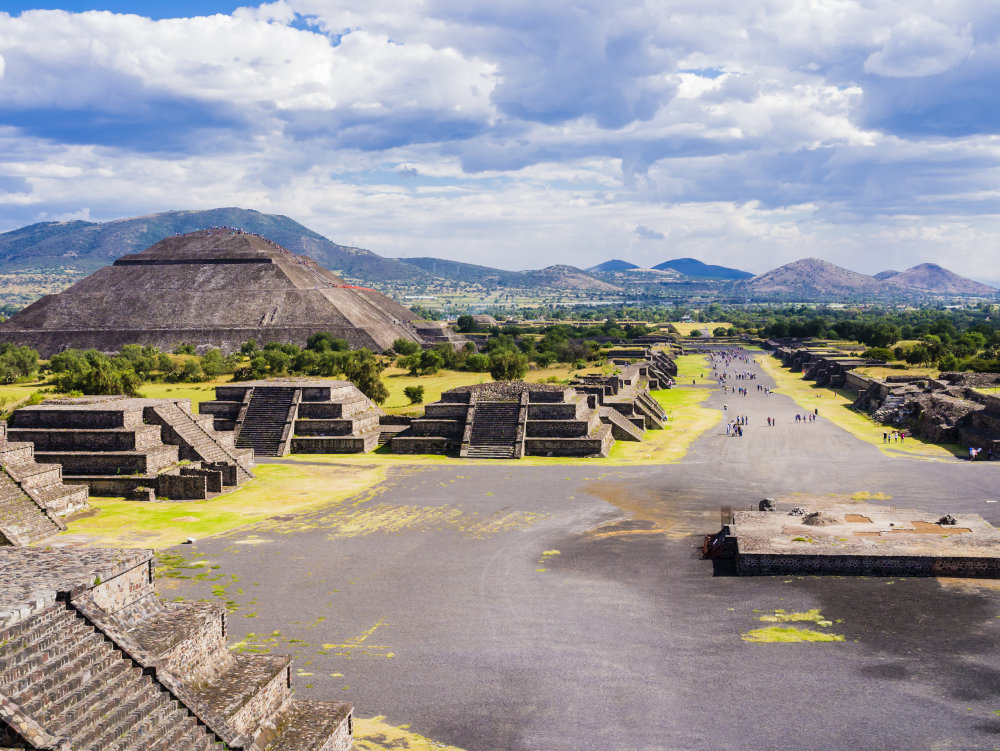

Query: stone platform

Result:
[8,396,254,500]
[200,378,384,457]
[706,502,1000,577]
[391,381,615,458]
[0,546,352,750]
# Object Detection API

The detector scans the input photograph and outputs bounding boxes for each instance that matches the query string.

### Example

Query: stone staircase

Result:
[0,602,218,750]
[0,469,63,546]
[0,428,88,546]
[599,406,645,441]
[236,388,299,457]
[466,401,520,458]
[148,401,254,483]
[0,547,355,751]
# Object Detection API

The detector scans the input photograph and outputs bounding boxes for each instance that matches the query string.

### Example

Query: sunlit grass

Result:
[60,462,386,548]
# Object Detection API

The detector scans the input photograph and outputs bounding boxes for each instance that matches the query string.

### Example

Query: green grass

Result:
[673,354,713,383]
[381,364,577,414]
[757,355,962,459]
[61,462,387,548]
[742,626,845,643]
[140,378,234,411]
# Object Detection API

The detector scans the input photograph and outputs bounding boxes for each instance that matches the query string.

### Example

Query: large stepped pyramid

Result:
[201,379,385,457]
[0,425,89,546]
[8,396,254,500]
[0,547,354,750]
[0,227,430,356]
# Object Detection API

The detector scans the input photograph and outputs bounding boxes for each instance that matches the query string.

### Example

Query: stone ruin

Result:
[569,362,669,439]
[8,396,254,500]
[603,346,678,384]
[200,379,385,456]
[0,228,429,356]
[0,546,353,750]
[705,502,1000,577]
[390,381,616,458]
[0,424,89,546]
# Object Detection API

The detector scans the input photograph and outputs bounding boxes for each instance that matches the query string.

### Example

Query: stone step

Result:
[263,699,353,751]
[5,461,64,489]
[189,652,292,739]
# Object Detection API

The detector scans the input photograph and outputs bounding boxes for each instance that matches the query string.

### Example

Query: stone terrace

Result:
[391,381,616,458]
[0,546,353,751]
[8,396,254,500]
[201,378,384,457]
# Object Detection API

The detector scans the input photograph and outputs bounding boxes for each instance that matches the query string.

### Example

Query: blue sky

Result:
[0,1,998,277]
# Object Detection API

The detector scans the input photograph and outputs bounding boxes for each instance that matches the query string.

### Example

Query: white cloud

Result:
[0,2,999,283]
[865,16,973,78]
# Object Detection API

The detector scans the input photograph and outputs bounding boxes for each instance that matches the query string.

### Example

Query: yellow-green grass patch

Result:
[672,322,727,336]
[354,716,468,751]
[60,461,387,548]
[757,356,962,459]
[742,626,845,643]
[381,364,578,414]
[673,353,713,383]
[140,377,234,411]
[854,365,940,380]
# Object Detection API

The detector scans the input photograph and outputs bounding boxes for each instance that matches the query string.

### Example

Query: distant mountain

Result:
[883,263,996,296]
[0,208,432,283]
[737,258,886,299]
[653,257,752,280]
[588,259,639,272]
[403,257,620,291]
[873,270,900,280]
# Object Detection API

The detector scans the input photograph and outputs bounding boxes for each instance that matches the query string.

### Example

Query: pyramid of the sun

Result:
[0,228,425,355]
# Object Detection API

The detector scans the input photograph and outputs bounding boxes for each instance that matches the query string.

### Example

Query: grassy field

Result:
[672,322,727,336]
[854,365,940,380]
[757,355,962,459]
[60,461,387,548]
[673,354,713,383]
[381,363,579,414]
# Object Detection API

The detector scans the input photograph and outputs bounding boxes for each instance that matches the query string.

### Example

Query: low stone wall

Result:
[737,553,1000,577]
[157,473,209,500]
[843,370,876,395]
[527,403,581,420]
[90,559,154,613]
[291,435,377,453]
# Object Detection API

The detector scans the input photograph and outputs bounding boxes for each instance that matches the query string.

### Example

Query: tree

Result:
[392,338,421,356]
[465,353,490,372]
[404,385,425,404]
[419,350,444,375]
[712,326,728,337]
[489,348,529,381]
[345,350,389,404]
[200,349,226,378]
[307,332,349,352]
[456,315,477,333]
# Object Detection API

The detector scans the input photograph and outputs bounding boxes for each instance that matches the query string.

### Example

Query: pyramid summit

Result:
[0,228,425,356]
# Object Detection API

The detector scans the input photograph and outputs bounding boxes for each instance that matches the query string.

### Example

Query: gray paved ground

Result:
[168,349,1000,751]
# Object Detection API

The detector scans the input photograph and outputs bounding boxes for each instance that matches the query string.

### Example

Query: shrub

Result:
[489,349,529,381]
[404,385,425,404]
[173,343,196,355]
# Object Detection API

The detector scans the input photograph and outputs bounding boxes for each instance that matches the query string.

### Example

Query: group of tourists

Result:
[726,419,746,437]
[795,413,818,423]
[968,447,993,460]
[883,430,906,443]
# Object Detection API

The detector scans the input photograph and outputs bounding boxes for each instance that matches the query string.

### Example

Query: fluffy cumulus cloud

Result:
[0,1,1000,278]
